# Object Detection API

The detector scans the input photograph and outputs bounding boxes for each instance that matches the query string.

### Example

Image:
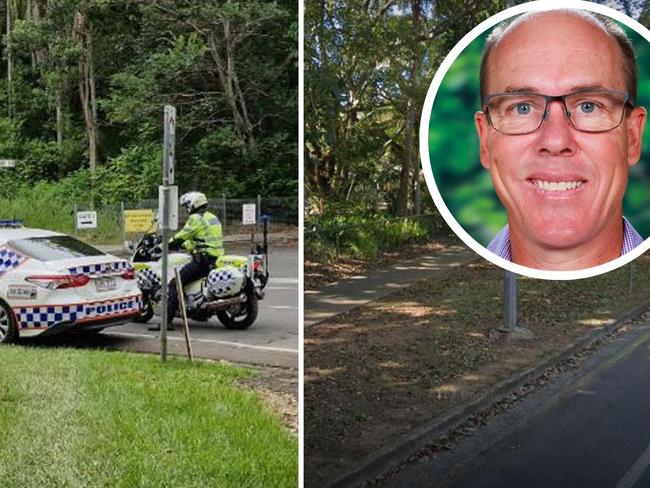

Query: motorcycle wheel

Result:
[133,296,155,323]
[217,293,258,330]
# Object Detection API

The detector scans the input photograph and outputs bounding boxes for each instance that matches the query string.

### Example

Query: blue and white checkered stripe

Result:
[136,268,162,291]
[0,246,27,278]
[16,304,84,328]
[67,261,130,276]
[15,295,142,329]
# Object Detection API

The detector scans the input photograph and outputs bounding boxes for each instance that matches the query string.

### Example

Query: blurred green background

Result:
[427,20,650,246]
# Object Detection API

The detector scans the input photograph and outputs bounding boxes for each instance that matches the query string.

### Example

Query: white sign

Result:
[242,204,256,225]
[0,159,16,168]
[159,185,179,231]
[76,211,97,229]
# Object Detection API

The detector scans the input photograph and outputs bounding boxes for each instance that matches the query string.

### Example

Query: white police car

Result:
[0,221,142,343]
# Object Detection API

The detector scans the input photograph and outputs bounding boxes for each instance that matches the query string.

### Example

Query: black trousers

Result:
[167,256,215,323]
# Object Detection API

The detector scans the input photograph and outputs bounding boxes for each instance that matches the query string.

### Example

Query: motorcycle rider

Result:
[148,191,224,331]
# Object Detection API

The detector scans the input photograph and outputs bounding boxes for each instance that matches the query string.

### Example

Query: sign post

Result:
[160,105,177,362]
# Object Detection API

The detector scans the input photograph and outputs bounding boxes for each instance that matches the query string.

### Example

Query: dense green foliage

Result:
[306,1,650,261]
[305,0,509,218]
[0,346,297,487]
[307,213,444,259]
[0,0,297,209]
[428,20,650,245]
[305,0,511,260]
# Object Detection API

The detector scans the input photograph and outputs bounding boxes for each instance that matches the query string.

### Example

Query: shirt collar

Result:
[487,217,644,262]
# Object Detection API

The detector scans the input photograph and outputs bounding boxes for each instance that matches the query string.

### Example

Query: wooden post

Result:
[175,268,193,362]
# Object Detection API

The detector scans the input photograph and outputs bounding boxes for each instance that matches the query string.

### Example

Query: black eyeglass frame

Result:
[482,89,634,135]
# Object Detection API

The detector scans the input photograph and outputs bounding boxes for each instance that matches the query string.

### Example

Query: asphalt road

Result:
[384,321,650,488]
[29,244,299,369]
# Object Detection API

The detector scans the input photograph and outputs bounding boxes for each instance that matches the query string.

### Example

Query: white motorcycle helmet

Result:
[179,191,208,214]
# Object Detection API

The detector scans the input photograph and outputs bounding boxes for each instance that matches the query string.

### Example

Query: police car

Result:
[0,221,142,343]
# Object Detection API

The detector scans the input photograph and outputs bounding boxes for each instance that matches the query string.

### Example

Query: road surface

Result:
[385,321,650,488]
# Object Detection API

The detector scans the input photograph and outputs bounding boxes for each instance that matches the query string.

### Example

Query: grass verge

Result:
[0,347,297,487]
[305,254,650,486]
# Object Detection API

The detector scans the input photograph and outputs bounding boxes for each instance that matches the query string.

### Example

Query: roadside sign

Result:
[164,105,176,185]
[159,185,178,231]
[243,204,256,225]
[124,209,157,233]
[0,159,16,168]
[76,211,97,229]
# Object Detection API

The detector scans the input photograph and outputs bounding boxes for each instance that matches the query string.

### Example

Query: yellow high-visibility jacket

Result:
[170,210,224,258]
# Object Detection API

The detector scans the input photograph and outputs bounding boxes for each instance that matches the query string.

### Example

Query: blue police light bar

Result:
[0,219,23,228]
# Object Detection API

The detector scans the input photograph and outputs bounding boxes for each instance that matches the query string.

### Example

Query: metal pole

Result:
[502,270,517,332]
[222,193,227,233]
[121,202,125,246]
[257,194,262,234]
[160,105,176,362]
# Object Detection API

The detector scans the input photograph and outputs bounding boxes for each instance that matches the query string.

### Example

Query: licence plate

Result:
[95,277,117,292]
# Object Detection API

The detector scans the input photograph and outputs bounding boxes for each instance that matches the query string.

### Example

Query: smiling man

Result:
[475,9,647,271]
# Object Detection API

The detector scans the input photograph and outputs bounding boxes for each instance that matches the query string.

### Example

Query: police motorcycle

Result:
[127,218,269,330]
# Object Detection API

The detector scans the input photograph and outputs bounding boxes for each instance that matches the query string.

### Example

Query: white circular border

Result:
[420,0,650,280]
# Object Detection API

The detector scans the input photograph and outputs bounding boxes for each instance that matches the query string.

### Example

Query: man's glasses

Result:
[482,90,632,135]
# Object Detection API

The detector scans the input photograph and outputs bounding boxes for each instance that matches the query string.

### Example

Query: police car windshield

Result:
[10,235,105,261]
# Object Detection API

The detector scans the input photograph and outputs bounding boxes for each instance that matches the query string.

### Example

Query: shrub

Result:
[306,213,444,260]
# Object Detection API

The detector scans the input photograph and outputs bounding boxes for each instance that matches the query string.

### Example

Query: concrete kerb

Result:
[325,299,650,488]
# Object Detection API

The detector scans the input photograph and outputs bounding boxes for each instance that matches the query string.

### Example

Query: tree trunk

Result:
[73,9,99,178]
[397,0,422,217]
[56,89,63,146]
[207,24,255,150]
[413,152,421,217]
[397,98,415,216]
[30,0,46,65]
[6,0,14,117]
[225,20,255,147]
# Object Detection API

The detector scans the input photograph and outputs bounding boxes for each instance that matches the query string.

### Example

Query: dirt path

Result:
[305,240,475,327]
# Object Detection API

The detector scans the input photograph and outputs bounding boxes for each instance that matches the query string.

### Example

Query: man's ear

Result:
[475,111,491,170]
[626,106,647,166]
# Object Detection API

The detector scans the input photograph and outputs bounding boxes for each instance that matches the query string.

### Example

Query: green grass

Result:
[0,347,297,487]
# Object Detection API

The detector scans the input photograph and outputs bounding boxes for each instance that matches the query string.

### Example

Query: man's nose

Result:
[536,101,577,156]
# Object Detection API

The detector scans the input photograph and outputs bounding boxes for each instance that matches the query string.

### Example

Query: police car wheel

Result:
[0,300,17,343]
[217,293,258,330]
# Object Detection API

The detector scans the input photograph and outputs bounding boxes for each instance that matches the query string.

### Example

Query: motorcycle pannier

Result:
[206,266,245,298]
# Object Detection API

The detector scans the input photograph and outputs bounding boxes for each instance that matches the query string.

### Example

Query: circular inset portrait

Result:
[420,0,650,279]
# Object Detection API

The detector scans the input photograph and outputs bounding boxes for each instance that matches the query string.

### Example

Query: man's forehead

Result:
[487,12,624,93]
[494,12,618,55]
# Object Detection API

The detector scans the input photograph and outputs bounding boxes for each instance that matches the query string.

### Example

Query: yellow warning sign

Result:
[124,209,157,233]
